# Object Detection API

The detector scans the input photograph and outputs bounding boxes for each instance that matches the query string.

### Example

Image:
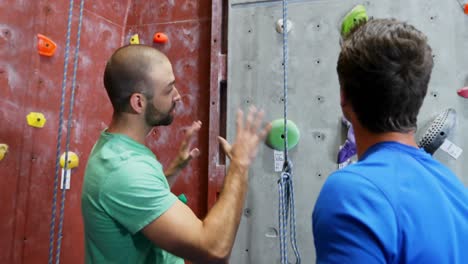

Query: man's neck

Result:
[353,123,418,158]
[106,113,152,145]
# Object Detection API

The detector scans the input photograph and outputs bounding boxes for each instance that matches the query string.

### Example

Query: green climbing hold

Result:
[178,194,188,204]
[266,119,300,151]
[341,4,368,38]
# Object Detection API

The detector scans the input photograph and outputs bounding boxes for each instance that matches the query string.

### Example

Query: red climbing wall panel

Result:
[0,1,130,263]
[0,0,215,263]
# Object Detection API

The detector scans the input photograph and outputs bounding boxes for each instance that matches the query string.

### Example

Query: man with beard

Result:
[81,45,271,264]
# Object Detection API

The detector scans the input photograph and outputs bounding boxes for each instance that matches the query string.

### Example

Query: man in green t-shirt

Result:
[81,44,271,263]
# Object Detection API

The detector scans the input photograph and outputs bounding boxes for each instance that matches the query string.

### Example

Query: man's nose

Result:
[173,87,181,102]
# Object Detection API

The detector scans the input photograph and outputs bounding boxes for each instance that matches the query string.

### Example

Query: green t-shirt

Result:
[81,131,184,264]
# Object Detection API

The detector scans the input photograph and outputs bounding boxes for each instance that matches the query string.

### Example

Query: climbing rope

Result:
[48,0,85,263]
[455,0,465,11]
[278,0,301,263]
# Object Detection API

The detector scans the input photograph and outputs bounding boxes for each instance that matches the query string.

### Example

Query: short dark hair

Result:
[337,18,434,133]
[104,45,165,113]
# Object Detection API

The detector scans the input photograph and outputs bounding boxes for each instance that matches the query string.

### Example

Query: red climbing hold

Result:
[457,87,468,98]
[37,34,57,57]
[153,32,168,44]
[464,4,468,15]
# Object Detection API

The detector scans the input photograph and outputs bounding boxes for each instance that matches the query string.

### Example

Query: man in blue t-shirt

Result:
[312,18,468,263]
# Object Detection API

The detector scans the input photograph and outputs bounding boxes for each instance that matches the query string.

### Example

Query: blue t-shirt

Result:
[312,142,468,264]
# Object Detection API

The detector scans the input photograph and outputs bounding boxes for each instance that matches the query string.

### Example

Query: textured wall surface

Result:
[227,0,468,263]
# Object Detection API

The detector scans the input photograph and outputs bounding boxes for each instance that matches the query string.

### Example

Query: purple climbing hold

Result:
[338,117,357,168]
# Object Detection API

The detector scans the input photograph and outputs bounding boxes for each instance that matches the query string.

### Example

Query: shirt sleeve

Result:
[99,158,178,234]
[312,170,398,264]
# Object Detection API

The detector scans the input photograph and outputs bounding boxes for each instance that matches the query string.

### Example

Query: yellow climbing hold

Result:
[26,112,47,128]
[130,34,140,45]
[60,151,79,169]
[0,144,8,161]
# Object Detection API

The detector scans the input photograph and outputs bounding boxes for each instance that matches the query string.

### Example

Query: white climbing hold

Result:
[276,19,293,34]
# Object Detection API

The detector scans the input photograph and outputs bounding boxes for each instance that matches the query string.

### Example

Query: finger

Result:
[189,148,200,159]
[187,122,202,148]
[179,129,193,150]
[218,136,233,159]
[259,122,272,141]
[180,122,200,150]
[191,121,202,133]
[236,109,244,136]
[194,120,202,127]
[246,106,256,132]
[218,136,232,152]
[252,109,265,132]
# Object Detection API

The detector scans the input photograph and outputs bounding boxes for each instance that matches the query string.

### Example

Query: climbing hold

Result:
[0,144,8,161]
[418,108,457,155]
[178,194,188,204]
[26,112,47,128]
[130,34,140,45]
[153,32,168,43]
[276,19,293,34]
[60,151,79,169]
[266,119,300,151]
[37,34,57,57]
[340,5,368,38]
[338,117,357,169]
[465,4,468,14]
[457,87,468,98]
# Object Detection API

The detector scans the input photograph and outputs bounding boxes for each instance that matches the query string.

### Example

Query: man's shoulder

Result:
[318,165,393,212]
[324,167,376,194]
[90,136,162,172]
[102,155,165,189]
[85,139,166,194]
[314,167,395,225]
[325,155,404,204]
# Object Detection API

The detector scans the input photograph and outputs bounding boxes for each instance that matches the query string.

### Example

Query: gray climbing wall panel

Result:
[227,0,468,263]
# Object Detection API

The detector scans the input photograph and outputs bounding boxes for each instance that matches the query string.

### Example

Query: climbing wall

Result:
[0,1,127,263]
[227,0,468,263]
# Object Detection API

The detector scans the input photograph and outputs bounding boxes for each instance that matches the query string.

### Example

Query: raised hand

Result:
[174,120,202,168]
[165,121,202,180]
[218,106,271,168]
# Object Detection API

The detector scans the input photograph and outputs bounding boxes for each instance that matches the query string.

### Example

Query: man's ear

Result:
[340,88,347,107]
[340,87,355,122]
[129,93,146,114]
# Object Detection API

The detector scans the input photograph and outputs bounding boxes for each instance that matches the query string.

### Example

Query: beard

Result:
[145,101,174,127]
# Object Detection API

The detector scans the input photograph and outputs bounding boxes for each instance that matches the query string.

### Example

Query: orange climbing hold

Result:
[37,34,57,57]
[465,4,468,15]
[153,32,168,43]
